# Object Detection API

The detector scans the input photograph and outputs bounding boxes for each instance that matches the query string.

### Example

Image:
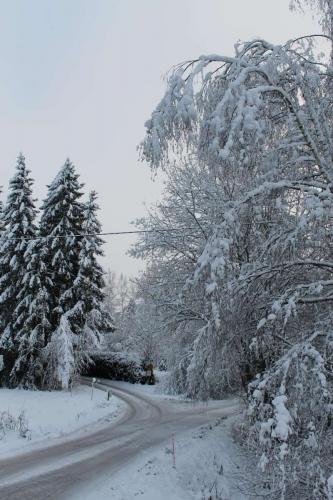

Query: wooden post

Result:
[91,377,96,400]
[172,433,176,468]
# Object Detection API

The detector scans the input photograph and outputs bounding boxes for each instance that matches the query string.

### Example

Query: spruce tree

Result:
[0,154,37,385]
[40,159,84,328]
[65,191,113,377]
[73,191,113,329]
[0,187,4,230]
[40,159,84,388]
[10,239,52,388]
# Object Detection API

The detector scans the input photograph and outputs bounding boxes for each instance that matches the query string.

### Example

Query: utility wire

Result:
[0,218,307,242]
[0,227,197,242]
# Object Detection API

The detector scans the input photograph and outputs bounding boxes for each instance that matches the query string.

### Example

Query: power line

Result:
[0,218,309,242]
[0,227,197,242]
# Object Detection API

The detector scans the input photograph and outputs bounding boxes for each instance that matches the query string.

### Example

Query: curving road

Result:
[0,379,240,500]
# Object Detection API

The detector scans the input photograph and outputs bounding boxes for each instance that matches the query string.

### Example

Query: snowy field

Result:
[0,385,124,456]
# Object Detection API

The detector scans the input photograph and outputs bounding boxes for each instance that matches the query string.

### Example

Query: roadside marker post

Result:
[91,377,96,400]
[172,433,176,468]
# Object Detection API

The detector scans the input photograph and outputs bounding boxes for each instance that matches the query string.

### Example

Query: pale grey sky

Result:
[0,0,319,277]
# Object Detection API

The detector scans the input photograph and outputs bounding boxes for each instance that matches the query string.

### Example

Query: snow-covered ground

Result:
[71,417,247,500]
[0,385,124,456]
[70,381,248,500]
[0,378,250,499]
[109,371,177,399]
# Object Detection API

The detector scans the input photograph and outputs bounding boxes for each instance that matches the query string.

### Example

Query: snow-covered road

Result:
[0,380,240,500]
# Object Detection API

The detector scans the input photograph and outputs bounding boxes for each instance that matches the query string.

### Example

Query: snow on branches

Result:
[0,158,110,390]
[139,9,333,498]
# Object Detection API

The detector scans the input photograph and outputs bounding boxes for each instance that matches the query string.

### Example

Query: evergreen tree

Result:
[38,159,85,388]
[47,315,75,390]
[0,154,37,385]
[0,187,4,230]
[40,159,84,329]
[10,239,52,388]
[65,191,113,377]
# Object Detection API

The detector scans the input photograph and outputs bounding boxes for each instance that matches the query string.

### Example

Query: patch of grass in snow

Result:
[0,409,31,440]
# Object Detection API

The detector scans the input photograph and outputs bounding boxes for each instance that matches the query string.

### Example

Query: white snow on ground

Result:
[70,382,248,500]
[110,371,189,400]
[109,378,177,399]
[0,385,124,456]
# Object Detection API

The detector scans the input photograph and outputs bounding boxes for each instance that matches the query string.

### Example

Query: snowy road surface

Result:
[0,379,240,500]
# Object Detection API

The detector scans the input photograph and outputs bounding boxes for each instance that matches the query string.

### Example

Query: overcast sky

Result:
[0,0,320,277]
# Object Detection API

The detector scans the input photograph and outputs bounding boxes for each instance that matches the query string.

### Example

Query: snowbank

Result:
[0,385,123,456]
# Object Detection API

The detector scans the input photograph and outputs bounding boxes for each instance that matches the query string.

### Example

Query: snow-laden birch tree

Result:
[138,1,333,496]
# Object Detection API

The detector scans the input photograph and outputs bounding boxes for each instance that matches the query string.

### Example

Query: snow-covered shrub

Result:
[248,331,333,499]
[83,351,142,383]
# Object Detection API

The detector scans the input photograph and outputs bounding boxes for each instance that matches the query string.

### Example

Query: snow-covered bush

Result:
[83,351,142,384]
[248,331,333,498]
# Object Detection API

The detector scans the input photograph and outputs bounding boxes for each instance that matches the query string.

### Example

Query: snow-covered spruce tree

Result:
[139,2,333,497]
[40,159,84,324]
[10,238,52,389]
[63,190,114,379]
[39,159,84,388]
[0,188,4,231]
[0,154,37,386]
